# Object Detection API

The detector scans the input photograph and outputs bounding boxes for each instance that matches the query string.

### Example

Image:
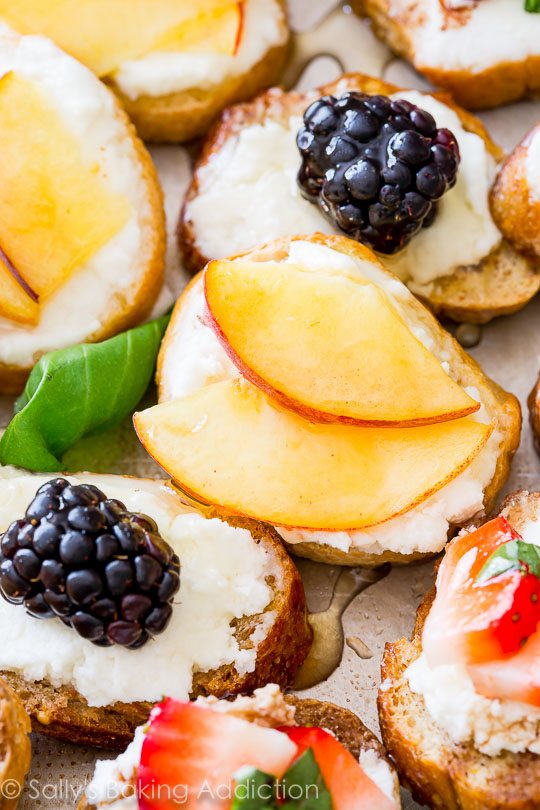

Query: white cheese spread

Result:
[406,652,540,756]
[388,0,540,73]
[113,0,287,100]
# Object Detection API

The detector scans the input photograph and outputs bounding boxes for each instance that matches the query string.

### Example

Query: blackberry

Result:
[0,479,180,649]
[296,92,460,254]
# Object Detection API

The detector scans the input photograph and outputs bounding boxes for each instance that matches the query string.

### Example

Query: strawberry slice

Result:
[469,629,540,706]
[278,726,396,810]
[137,699,297,809]
[423,517,540,668]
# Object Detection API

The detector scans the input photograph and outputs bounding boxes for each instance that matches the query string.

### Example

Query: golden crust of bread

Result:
[378,491,540,810]
[0,677,31,810]
[159,232,521,567]
[107,1,290,144]
[79,694,398,810]
[0,97,166,396]
[491,124,540,261]
[1,511,311,750]
[351,0,540,109]
[528,376,540,457]
[179,73,538,323]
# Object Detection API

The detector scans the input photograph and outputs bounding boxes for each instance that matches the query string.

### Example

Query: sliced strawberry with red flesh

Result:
[138,699,297,810]
[469,628,540,707]
[423,517,540,667]
[278,726,396,810]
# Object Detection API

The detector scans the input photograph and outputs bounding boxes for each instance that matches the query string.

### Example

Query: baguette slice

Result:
[378,490,540,810]
[0,676,31,810]
[350,0,540,110]
[491,123,540,261]
[106,0,290,144]
[179,73,539,324]
[157,232,521,568]
[80,688,401,809]
[0,32,166,395]
[0,473,311,750]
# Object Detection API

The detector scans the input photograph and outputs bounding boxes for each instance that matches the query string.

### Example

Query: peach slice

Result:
[134,378,492,531]
[0,1,241,77]
[204,260,479,426]
[0,72,130,325]
[154,3,243,57]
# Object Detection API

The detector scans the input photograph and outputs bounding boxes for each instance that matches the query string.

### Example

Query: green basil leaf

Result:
[279,749,332,810]
[477,539,540,582]
[0,314,169,472]
[525,0,540,12]
[232,768,276,809]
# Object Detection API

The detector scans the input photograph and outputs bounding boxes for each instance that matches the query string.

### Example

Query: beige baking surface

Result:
[0,2,539,808]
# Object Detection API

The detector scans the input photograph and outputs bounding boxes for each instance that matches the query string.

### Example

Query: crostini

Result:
[0,472,311,748]
[0,1,290,143]
[0,31,165,395]
[0,676,31,810]
[491,122,540,260]
[378,492,540,809]
[136,232,520,567]
[180,74,539,324]
[351,0,540,109]
[80,684,401,809]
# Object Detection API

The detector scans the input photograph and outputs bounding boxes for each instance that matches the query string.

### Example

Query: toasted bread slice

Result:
[0,473,311,750]
[528,375,540,456]
[0,32,166,395]
[157,232,521,568]
[80,687,401,809]
[378,490,540,810]
[107,0,290,144]
[491,123,540,261]
[0,676,31,810]
[179,73,538,324]
[350,0,540,110]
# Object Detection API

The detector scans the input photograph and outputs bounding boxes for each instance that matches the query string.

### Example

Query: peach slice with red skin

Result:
[134,377,492,532]
[204,259,480,427]
[154,3,244,57]
[0,1,244,77]
[0,72,130,325]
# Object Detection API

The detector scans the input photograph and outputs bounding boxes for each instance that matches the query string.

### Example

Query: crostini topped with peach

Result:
[0,0,290,142]
[136,233,520,567]
[0,30,165,394]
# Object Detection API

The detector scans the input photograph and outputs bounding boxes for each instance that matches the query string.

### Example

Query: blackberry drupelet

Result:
[296,92,460,254]
[0,478,180,649]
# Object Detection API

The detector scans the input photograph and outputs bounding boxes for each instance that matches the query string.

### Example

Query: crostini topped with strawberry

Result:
[406,515,540,754]
[83,684,401,809]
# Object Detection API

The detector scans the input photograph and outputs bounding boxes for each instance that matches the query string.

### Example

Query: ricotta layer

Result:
[0,33,155,369]
[187,92,500,288]
[85,685,397,808]
[0,473,274,707]
[159,240,500,556]
[113,0,287,100]
[388,0,540,73]
[526,126,540,202]
[406,653,540,756]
